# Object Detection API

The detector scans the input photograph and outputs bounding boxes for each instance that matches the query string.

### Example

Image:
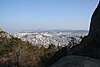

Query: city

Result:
[13,30,88,47]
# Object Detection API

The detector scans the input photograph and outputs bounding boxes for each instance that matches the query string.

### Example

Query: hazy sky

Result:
[0,0,99,32]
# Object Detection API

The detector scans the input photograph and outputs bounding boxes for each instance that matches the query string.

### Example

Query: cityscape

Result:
[13,30,88,47]
[0,0,99,67]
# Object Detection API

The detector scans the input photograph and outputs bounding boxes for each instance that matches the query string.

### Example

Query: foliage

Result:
[0,34,58,67]
[68,37,80,49]
[0,31,82,67]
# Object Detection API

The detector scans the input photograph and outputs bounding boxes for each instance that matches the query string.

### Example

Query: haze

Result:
[0,0,99,32]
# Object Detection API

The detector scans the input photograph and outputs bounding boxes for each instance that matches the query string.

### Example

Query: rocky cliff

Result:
[51,56,100,67]
[69,1,100,59]
[45,1,100,67]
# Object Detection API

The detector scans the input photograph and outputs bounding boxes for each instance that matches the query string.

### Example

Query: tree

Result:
[68,37,78,48]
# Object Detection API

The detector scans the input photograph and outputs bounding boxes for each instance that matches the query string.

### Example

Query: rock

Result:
[42,46,68,67]
[89,1,100,37]
[50,55,100,67]
[44,1,100,67]
[68,1,100,59]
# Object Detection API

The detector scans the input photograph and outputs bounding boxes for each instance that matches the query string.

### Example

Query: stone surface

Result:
[69,1,100,59]
[89,1,100,37]
[50,55,100,67]
[44,1,100,67]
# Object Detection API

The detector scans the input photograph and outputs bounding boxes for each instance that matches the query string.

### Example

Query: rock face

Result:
[69,1,100,59]
[89,1,100,37]
[44,1,100,67]
[51,56,100,67]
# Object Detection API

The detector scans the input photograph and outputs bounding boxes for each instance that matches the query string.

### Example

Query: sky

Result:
[0,0,99,32]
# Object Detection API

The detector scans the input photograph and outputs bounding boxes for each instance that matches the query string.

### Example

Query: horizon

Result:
[8,29,88,34]
[0,0,99,32]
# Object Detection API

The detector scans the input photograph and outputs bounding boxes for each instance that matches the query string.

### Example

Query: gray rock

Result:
[68,1,100,59]
[44,1,100,67]
[89,1,100,38]
[50,55,100,67]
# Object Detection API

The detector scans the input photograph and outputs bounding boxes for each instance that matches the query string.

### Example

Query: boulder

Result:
[50,55,100,67]
[44,1,100,67]
[68,1,100,59]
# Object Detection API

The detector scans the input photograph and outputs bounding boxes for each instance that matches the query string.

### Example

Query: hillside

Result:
[0,28,59,67]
